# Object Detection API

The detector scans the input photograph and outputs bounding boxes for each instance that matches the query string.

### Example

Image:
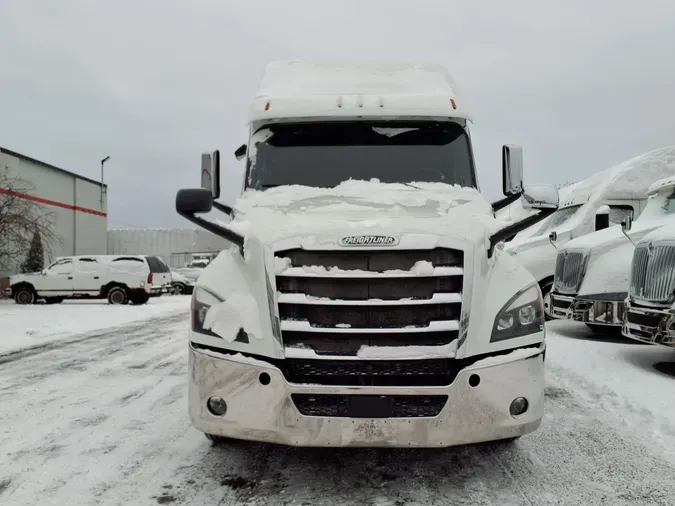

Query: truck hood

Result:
[563,217,672,255]
[9,272,42,284]
[228,180,500,246]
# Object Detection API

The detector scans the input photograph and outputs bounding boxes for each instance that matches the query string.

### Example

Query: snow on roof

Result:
[249,60,470,124]
[648,175,675,195]
[638,223,675,244]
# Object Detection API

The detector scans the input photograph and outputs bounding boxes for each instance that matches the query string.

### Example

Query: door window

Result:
[49,259,73,275]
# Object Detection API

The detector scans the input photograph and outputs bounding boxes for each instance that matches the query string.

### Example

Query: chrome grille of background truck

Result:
[274,247,464,357]
[553,251,586,294]
[630,244,675,303]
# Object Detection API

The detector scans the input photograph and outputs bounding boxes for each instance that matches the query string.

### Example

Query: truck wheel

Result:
[44,297,64,304]
[130,292,150,305]
[541,281,554,321]
[172,283,185,295]
[107,286,129,305]
[585,324,622,336]
[205,433,228,445]
[14,286,35,305]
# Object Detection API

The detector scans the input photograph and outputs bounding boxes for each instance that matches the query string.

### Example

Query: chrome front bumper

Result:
[188,343,545,448]
[549,293,625,326]
[623,302,675,348]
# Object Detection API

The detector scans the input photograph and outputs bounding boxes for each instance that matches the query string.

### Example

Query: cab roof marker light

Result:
[450,98,457,110]
[264,101,271,111]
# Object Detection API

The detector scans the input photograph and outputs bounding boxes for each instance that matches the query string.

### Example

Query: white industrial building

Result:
[107,228,226,268]
[0,147,108,278]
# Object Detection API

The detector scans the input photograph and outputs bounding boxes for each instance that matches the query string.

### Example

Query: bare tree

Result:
[0,170,60,275]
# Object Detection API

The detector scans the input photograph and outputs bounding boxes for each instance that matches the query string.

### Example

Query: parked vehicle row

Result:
[545,173,675,351]
[5,254,173,305]
[505,146,675,317]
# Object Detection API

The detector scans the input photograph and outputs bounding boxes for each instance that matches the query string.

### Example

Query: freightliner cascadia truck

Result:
[175,60,559,447]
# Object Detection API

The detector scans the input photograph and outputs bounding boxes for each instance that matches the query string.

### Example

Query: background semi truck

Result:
[547,170,675,332]
[175,60,560,448]
[505,146,675,316]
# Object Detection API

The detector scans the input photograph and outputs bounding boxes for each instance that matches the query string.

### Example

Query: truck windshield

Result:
[533,205,582,236]
[246,121,477,189]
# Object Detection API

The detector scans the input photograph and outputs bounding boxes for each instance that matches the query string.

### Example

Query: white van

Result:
[548,175,675,331]
[506,146,675,313]
[6,254,171,305]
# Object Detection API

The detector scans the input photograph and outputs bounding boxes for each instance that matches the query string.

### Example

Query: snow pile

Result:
[0,296,190,356]
[356,340,457,359]
[225,179,497,247]
[203,293,263,342]
[274,256,292,274]
[298,260,439,277]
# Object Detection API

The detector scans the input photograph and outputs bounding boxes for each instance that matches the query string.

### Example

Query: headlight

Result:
[191,287,249,343]
[490,284,544,342]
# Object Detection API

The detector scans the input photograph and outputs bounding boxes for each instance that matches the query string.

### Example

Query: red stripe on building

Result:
[0,189,107,217]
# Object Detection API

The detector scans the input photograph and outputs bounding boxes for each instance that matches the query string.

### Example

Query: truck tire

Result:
[14,286,36,305]
[585,324,622,336]
[129,292,150,305]
[172,282,186,295]
[540,280,554,321]
[107,286,129,305]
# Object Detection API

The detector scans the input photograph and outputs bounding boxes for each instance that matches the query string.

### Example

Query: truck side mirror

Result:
[502,145,524,196]
[521,184,559,211]
[621,216,633,233]
[201,151,221,199]
[549,231,557,242]
[595,205,610,231]
[234,144,247,161]
[176,188,213,215]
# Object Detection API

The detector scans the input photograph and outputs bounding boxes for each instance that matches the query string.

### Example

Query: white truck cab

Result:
[547,173,675,330]
[6,254,169,305]
[505,146,675,314]
[176,60,560,448]
[623,222,675,348]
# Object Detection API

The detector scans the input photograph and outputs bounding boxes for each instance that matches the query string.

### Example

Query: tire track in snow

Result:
[3,313,675,505]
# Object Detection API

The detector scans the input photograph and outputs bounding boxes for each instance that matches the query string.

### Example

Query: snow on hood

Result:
[229,179,498,245]
[578,240,636,296]
[638,223,675,244]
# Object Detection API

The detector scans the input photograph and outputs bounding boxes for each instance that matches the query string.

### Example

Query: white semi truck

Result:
[623,222,675,348]
[547,172,675,331]
[175,60,560,448]
[505,147,675,316]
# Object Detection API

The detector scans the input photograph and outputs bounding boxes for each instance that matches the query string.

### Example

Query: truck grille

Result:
[553,250,587,294]
[291,394,448,418]
[274,247,464,355]
[630,244,675,303]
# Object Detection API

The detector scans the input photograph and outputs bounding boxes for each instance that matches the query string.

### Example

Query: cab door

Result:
[73,257,103,294]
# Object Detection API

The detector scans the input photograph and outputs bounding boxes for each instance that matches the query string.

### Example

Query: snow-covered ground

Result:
[1,306,675,505]
[0,296,191,356]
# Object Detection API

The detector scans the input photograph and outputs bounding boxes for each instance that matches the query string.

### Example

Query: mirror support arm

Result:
[177,210,245,256]
[212,201,233,215]
[487,208,557,258]
[491,193,522,213]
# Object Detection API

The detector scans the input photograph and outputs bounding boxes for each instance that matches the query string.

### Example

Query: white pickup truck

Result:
[176,60,560,448]
[547,172,675,331]
[6,254,171,304]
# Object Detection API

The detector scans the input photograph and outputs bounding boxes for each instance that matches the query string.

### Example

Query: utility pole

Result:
[100,156,110,208]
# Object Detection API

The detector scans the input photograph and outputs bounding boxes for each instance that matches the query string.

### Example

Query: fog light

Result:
[509,397,528,417]
[207,396,227,416]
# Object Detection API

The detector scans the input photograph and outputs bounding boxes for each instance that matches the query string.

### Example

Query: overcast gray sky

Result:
[2,0,675,228]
